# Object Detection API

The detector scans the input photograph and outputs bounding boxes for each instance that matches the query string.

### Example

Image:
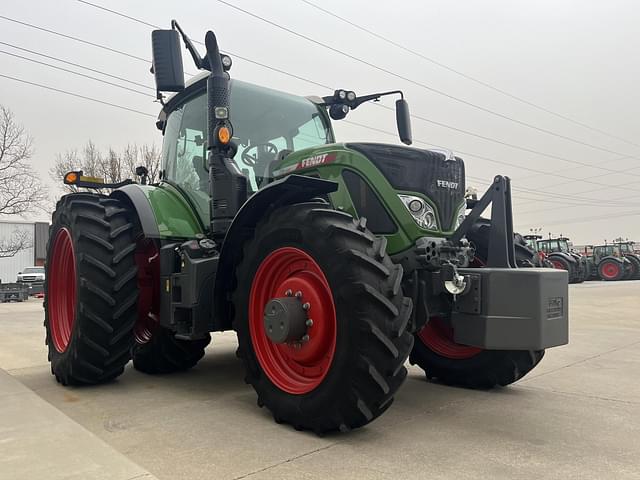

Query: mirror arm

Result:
[171,19,204,69]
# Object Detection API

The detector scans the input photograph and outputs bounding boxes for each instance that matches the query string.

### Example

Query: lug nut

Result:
[285,289,292,296]
[302,334,310,342]
[302,302,310,311]
[295,291,302,298]
[306,319,313,327]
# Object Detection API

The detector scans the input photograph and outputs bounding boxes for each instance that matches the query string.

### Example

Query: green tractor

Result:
[589,244,634,281]
[44,23,568,433]
[536,237,587,283]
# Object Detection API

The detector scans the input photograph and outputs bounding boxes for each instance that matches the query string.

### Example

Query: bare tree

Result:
[0,228,32,258]
[0,105,47,216]
[51,141,162,193]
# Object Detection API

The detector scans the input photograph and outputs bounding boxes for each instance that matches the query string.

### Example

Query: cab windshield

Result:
[162,79,333,226]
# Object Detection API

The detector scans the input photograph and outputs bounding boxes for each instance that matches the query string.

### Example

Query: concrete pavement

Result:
[1,281,639,479]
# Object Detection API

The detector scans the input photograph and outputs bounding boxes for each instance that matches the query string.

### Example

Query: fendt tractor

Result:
[44,23,568,433]
[536,237,588,283]
[589,244,634,281]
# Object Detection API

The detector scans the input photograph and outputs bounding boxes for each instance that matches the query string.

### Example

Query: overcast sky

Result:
[1,0,639,244]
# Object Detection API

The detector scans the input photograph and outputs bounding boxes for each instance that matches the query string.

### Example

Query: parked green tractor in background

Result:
[44,22,568,433]
[536,237,587,283]
[589,244,634,281]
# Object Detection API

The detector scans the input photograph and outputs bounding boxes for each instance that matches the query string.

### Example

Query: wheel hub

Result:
[263,297,308,344]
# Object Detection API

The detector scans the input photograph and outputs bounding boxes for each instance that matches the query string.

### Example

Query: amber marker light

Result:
[63,171,78,185]
[217,126,231,144]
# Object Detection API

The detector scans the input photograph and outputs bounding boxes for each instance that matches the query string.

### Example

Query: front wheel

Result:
[233,203,413,433]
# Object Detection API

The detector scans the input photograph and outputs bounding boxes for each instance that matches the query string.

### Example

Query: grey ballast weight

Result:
[451,268,568,350]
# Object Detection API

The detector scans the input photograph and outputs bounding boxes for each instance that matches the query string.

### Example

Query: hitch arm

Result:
[450,175,516,268]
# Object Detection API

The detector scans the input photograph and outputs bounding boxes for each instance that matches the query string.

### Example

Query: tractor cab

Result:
[159,77,334,224]
[537,238,570,254]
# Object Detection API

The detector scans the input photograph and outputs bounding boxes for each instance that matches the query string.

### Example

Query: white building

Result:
[0,221,48,283]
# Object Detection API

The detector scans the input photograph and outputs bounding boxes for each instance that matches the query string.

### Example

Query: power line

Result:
[0,41,155,91]
[342,120,637,207]
[6,9,639,202]
[74,1,332,91]
[0,15,149,63]
[373,101,640,179]
[517,210,640,228]
[0,50,152,97]
[74,1,640,176]
[3,61,632,211]
[27,7,640,186]
[0,74,156,117]
[213,0,638,160]
[300,0,640,150]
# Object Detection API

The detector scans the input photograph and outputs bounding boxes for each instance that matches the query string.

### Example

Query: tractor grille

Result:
[346,143,466,230]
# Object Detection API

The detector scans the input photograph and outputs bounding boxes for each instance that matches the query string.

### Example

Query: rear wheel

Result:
[44,194,138,385]
[409,219,544,389]
[233,203,413,433]
[599,260,624,281]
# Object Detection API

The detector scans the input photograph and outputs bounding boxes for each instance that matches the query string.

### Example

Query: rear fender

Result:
[600,255,626,265]
[548,252,576,264]
[111,184,160,238]
[213,174,338,331]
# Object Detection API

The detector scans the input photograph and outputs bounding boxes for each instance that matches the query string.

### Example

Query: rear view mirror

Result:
[395,99,412,145]
[151,29,185,93]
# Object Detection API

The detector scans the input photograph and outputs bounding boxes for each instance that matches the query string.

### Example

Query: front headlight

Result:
[399,194,438,230]
[453,202,467,230]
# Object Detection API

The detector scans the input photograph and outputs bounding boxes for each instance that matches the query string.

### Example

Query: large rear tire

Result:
[44,194,138,385]
[598,260,624,281]
[409,218,544,389]
[233,203,413,433]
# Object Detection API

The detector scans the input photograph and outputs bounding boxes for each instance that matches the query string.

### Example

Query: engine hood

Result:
[345,143,465,230]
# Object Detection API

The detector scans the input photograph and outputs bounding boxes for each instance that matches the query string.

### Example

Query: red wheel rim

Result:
[48,228,77,353]
[418,316,482,360]
[550,260,565,270]
[134,239,160,344]
[249,247,337,395]
[601,262,620,279]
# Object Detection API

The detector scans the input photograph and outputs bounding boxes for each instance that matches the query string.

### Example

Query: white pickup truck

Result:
[16,266,45,295]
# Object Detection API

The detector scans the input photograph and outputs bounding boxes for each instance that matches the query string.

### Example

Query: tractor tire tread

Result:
[232,203,413,433]
[44,193,138,386]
